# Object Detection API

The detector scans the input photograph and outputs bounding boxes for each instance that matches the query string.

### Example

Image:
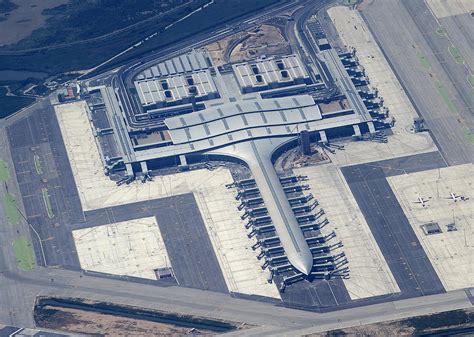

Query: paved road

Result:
[0,266,472,336]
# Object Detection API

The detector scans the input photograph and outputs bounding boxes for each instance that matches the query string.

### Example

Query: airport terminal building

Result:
[86,51,384,178]
[84,48,390,280]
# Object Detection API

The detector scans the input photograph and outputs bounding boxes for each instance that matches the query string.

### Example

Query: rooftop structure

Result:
[88,91,374,274]
[135,49,210,80]
[320,49,373,126]
[232,55,311,93]
[86,43,383,277]
[134,70,219,108]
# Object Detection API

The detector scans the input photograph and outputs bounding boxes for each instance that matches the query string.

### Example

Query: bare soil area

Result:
[34,298,243,336]
[206,24,290,66]
[37,306,212,336]
[229,24,290,63]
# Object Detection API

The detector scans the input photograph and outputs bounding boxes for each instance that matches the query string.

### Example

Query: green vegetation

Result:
[42,188,54,219]
[463,127,474,145]
[0,87,35,118]
[0,0,18,14]
[2,192,20,225]
[34,154,43,175]
[435,81,458,114]
[0,159,9,182]
[436,26,447,36]
[11,0,198,50]
[0,0,286,75]
[416,51,431,70]
[448,46,464,64]
[13,237,36,271]
[468,73,474,88]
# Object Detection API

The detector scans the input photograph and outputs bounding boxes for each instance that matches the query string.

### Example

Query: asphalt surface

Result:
[0,1,473,334]
[341,152,447,297]
[6,101,84,269]
[4,100,451,312]
[402,0,474,115]
[281,278,352,310]
[155,193,228,293]
[84,194,229,293]
[1,266,471,336]
[362,0,474,166]
[5,100,228,294]
[0,326,67,337]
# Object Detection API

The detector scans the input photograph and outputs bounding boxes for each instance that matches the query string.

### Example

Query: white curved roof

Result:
[209,139,314,275]
[123,95,369,274]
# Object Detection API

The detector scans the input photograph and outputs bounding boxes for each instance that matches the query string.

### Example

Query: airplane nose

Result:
[288,253,313,275]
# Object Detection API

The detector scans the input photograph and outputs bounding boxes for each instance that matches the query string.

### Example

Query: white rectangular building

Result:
[232,55,311,93]
[134,70,218,108]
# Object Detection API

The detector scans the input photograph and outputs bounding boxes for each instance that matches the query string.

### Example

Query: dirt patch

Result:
[206,33,246,66]
[206,24,290,66]
[36,306,214,336]
[34,297,245,336]
[229,24,290,63]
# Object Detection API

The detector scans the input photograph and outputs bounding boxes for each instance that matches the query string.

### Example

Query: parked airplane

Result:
[414,194,430,207]
[444,192,469,202]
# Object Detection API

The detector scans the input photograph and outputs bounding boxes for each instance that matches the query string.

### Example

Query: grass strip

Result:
[463,127,474,145]
[42,188,54,219]
[448,46,464,65]
[13,237,36,271]
[435,81,458,114]
[34,154,43,175]
[0,159,9,182]
[3,192,20,225]
[467,74,474,88]
[416,51,431,70]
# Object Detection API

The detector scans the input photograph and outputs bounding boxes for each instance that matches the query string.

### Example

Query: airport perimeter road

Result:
[362,0,474,166]
[1,266,472,336]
